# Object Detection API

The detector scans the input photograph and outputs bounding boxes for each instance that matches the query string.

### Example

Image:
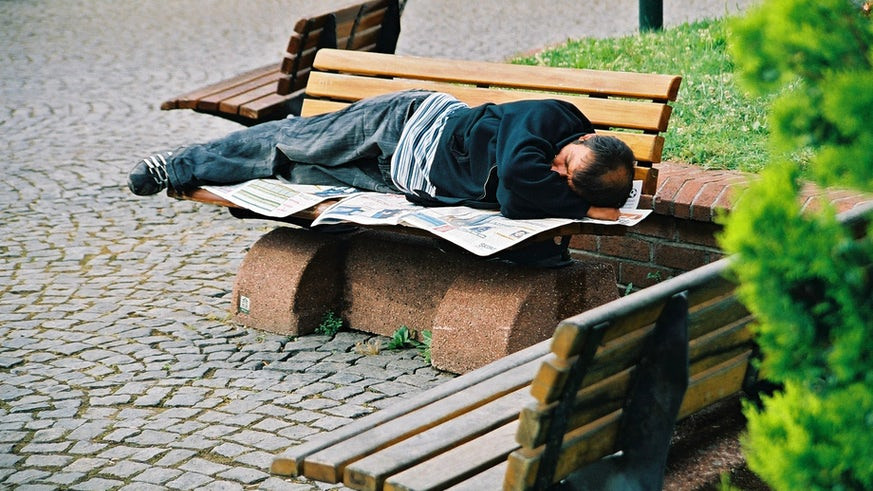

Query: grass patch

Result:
[513,18,773,173]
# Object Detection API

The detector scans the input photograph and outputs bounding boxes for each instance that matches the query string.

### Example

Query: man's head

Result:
[551,134,635,207]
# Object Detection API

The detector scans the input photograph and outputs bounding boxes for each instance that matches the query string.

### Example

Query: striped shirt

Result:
[390,93,467,195]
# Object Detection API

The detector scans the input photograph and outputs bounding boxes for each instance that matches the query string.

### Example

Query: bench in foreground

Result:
[271,257,756,489]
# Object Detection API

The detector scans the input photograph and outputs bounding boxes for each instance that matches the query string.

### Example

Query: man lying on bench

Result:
[128,90,634,221]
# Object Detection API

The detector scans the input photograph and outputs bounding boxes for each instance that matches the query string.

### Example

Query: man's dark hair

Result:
[570,135,635,208]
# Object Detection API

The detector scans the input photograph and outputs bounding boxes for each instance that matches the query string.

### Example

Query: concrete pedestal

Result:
[231,227,619,373]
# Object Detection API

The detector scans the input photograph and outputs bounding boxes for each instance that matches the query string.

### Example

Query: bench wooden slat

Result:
[280,1,392,76]
[237,91,299,120]
[300,356,544,483]
[304,71,674,132]
[517,367,634,449]
[446,461,509,491]
[678,350,751,419]
[342,386,535,491]
[531,323,650,405]
[197,70,284,112]
[160,64,280,111]
[300,99,666,165]
[688,293,750,340]
[504,410,623,490]
[271,339,551,477]
[312,49,682,102]
[689,315,755,366]
[383,421,519,491]
[217,79,288,115]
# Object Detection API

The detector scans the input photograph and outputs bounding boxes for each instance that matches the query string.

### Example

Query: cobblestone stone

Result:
[1,0,755,488]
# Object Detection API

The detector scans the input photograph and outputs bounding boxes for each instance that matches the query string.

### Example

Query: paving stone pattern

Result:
[1,1,755,489]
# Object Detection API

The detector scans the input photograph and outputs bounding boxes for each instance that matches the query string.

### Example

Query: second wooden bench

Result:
[160,0,405,125]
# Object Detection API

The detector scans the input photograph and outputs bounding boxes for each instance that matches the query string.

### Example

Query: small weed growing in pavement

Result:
[419,330,432,364]
[384,325,417,350]
[354,338,382,355]
[316,310,344,336]
[384,326,432,363]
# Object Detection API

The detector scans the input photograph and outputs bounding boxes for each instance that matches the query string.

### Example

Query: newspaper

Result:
[203,178,651,256]
[202,179,359,217]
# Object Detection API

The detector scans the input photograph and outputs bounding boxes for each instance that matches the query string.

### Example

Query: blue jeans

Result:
[166,90,434,193]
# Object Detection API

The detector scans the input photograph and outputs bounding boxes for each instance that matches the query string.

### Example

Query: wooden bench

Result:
[174,47,681,234]
[167,49,684,373]
[271,257,757,489]
[160,0,405,125]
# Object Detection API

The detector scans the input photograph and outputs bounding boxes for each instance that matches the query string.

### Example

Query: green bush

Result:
[721,0,873,488]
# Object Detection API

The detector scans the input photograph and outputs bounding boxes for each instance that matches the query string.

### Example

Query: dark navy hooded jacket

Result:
[426,99,594,219]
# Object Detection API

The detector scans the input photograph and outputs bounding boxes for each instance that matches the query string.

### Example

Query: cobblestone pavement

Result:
[1,1,755,489]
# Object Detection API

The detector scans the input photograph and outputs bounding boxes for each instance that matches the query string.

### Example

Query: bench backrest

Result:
[500,258,754,489]
[302,48,682,195]
[277,0,404,97]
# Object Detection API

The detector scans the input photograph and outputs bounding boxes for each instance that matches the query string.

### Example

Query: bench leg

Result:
[555,292,689,491]
[431,260,618,373]
[232,227,346,335]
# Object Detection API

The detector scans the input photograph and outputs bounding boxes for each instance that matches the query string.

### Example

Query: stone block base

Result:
[231,227,619,373]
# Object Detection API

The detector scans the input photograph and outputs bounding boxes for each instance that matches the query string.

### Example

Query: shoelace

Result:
[143,152,171,186]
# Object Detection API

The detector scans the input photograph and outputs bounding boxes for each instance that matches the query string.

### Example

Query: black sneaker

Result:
[128,151,172,195]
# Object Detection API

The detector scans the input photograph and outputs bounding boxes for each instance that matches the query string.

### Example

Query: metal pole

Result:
[639,0,663,31]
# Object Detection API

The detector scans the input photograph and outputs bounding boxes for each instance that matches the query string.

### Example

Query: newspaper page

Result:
[202,179,359,218]
[309,193,422,226]
[207,179,651,256]
[399,207,576,256]
[310,181,650,256]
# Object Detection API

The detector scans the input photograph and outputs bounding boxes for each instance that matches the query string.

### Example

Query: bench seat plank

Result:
[271,340,551,477]
[304,360,540,483]
[679,350,751,419]
[197,69,284,112]
[304,71,674,132]
[504,410,623,490]
[343,386,535,490]
[160,63,280,111]
[384,422,519,491]
[312,49,682,102]
[447,461,509,491]
[216,77,288,115]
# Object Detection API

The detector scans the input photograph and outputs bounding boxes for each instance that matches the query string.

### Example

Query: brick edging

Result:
[648,162,873,223]
[570,162,873,293]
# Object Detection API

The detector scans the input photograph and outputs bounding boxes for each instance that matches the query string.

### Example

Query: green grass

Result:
[513,18,773,173]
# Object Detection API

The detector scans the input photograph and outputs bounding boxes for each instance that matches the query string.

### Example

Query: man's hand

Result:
[586,206,621,221]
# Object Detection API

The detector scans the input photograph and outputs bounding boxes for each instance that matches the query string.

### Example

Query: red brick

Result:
[675,219,724,249]
[711,182,748,216]
[632,214,676,240]
[690,176,748,222]
[654,242,710,271]
[599,235,652,262]
[836,198,873,214]
[569,234,598,252]
[671,179,709,219]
